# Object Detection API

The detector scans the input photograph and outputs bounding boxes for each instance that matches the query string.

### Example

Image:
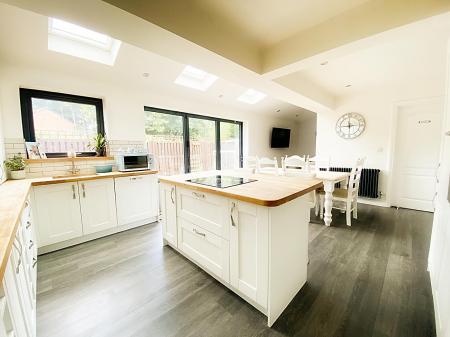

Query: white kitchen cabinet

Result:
[33,183,83,247]
[178,217,230,282]
[177,187,229,239]
[115,175,159,226]
[229,200,269,308]
[159,183,177,246]
[79,179,117,235]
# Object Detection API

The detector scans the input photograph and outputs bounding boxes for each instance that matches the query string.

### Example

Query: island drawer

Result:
[178,217,230,283]
[177,187,229,239]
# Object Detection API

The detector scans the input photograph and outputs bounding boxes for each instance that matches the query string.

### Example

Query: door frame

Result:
[387,96,444,208]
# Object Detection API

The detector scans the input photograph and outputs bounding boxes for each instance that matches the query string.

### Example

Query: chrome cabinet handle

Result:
[13,237,23,274]
[82,183,86,198]
[72,185,76,199]
[26,220,32,229]
[170,187,175,204]
[29,240,34,250]
[230,202,237,227]
[192,191,205,199]
[192,228,206,237]
[32,257,37,269]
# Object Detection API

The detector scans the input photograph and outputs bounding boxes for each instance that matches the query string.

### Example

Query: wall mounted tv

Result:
[271,127,290,148]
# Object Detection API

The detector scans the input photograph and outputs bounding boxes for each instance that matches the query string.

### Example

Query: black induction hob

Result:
[186,175,257,189]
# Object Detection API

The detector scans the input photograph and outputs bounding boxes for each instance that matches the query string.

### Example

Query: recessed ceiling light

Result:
[142,72,150,78]
[237,89,266,104]
[48,18,121,66]
[345,84,352,88]
[174,65,218,91]
[320,61,328,65]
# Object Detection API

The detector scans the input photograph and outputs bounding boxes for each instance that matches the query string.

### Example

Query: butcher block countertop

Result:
[0,170,158,280]
[159,170,324,207]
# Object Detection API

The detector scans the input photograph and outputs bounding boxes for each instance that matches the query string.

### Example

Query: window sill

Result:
[25,156,114,164]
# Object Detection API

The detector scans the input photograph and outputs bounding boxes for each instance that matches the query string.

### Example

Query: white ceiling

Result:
[0,3,314,121]
[195,0,371,47]
[281,25,450,98]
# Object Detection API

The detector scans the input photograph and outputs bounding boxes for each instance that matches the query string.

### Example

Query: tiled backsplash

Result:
[4,138,146,178]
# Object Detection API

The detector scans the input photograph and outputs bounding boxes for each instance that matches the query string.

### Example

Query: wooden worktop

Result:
[159,171,324,207]
[0,170,158,281]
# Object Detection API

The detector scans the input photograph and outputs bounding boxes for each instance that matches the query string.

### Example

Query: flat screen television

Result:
[271,127,290,148]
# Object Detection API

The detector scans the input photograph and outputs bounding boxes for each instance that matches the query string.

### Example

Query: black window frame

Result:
[20,88,105,156]
[144,106,243,173]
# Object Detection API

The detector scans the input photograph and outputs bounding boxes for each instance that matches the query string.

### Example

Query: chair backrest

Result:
[282,155,308,172]
[309,155,331,173]
[244,156,258,169]
[347,157,366,200]
[256,156,279,175]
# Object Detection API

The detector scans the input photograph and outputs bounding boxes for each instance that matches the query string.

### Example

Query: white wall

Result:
[316,82,445,206]
[0,64,300,162]
[297,115,316,156]
[0,90,6,183]
[429,41,450,337]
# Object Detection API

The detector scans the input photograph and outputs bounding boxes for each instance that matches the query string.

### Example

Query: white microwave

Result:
[116,153,155,172]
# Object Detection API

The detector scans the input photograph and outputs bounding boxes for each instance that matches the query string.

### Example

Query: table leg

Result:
[323,180,335,226]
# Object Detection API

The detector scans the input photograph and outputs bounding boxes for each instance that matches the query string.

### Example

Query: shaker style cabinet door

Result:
[160,183,177,247]
[33,183,83,247]
[78,179,118,235]
[115,175,159,226]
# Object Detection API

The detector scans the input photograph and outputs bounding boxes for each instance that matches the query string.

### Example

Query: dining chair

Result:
[282,155,309,174]
[319,157,366,226]
[256,156,279,175]
[244,156,258,170]
[309,155,331,174]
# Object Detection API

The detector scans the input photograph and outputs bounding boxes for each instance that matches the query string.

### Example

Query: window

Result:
[174,65,218,91]
[237,88,266,104]
[20,89,105,157]
[48,18,122,66]
[144,107,243,175]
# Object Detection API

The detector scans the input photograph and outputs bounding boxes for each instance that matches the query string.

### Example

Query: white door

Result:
[79,179,118,235]
[33,183,83,246]
[115,175,158,226]
[160,183,177,246]
[229,200,268,308]
[393,101,443,211]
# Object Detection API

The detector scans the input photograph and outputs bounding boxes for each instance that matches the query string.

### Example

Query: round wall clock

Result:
[335,112,366,139]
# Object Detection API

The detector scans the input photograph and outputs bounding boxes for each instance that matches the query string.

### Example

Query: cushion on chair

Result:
[318,188,349,199]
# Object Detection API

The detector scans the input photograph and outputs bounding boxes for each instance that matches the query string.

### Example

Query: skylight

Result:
[48,18,121,66]
[237,89,266,104]
[174,65,218,91]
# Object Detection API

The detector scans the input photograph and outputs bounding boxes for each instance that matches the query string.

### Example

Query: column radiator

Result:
[328,167,381,199]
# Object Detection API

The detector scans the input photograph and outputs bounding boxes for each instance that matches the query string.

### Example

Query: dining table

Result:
[315,171,351,226]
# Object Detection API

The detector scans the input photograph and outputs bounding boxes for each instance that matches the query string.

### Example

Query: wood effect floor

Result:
[37,205,436,337]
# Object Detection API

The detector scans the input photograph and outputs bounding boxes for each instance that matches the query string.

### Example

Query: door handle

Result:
[230,202,237,227]
[192,191,205,199]
[170,187,175,204]
[82,183,86,198]
[72,185,76,199]
[32,257,37,269]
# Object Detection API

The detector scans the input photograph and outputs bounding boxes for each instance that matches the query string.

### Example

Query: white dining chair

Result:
[319,157,365,226]
[282,155,309,174]
[256,156,279,175]
[244,156,258,171]
[309,155,331,174]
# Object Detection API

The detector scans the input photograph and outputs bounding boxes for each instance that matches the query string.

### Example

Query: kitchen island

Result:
[159,171,323,326]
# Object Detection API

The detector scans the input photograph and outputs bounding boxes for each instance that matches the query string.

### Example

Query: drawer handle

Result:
[29,240,34,250]
[72,185,76,199]
[230,202,237,227]
[170,187,175,204]
[12,238,23,274]
[26,221,32,229]
[32,257,37,269]
[192,191,205,199]
[192,228,206,237]
[82,183,86,198]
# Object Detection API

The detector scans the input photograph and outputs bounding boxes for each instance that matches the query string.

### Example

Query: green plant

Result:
[4,155,26,171]
[91,133,108,156]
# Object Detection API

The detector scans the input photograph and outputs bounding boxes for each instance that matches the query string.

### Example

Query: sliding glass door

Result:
[144,107,242,175]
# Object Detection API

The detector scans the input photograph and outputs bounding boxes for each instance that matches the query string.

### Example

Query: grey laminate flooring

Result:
[37,205,435,337]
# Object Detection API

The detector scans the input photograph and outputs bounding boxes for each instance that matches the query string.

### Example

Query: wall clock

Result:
[335,112,366,139]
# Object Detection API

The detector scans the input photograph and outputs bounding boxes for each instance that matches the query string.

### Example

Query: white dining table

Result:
[315,171,351,226]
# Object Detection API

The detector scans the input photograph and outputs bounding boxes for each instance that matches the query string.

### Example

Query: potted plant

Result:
[4,154,26,180]
[91,133,108,157]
